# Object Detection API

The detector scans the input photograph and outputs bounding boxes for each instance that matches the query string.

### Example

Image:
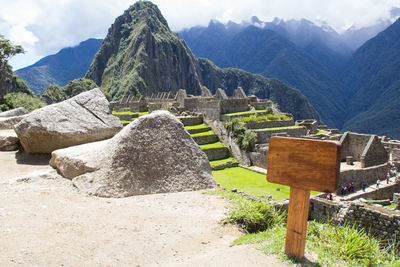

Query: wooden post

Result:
[285,187,310,258]
[267,137,341,259]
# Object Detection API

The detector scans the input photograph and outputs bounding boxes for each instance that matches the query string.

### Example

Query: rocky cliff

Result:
[85,1,320,121]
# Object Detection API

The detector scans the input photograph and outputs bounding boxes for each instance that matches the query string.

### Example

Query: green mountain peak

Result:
[85,1,320,121]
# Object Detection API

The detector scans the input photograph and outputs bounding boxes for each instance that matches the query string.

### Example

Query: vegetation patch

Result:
[190,130,216,137]
[212,167,291,200]
[225,118,257,152]
[112,111,149,116]
[253,125,303,131]
[219,193,400,266]
[3,92,46,112]
[316,129,329,135]
[386,203,397,209]
[199,142,226,150]
[209,157,239,170]
[223,109,270,116]
[184,123,210,130]
[241,114,292,123]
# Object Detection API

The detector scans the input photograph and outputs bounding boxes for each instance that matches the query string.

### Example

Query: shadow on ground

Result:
[15,149,51,165]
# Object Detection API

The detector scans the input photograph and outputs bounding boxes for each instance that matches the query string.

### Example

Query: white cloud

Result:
[1,0,399,69]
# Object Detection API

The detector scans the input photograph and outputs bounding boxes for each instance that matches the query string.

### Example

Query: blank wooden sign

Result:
[267,136,341,258]
[267,136,341,192]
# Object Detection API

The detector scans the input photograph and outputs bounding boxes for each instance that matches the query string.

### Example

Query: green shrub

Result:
[225,118,245,136]
[225,118,256,152]
[307,221,383,265]
[239,130,257,152]
[4,92,46,112]
[223,195,285,233]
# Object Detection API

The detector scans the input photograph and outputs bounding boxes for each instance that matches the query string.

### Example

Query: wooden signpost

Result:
[267,137,341,258]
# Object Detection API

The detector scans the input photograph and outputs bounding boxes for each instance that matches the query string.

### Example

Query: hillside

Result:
[15,39,102,95]
[342,18,400,138]
[85,1,320,121]
[180,23,345,128]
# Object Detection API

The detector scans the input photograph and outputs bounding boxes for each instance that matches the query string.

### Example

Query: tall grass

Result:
[218,191,286,233]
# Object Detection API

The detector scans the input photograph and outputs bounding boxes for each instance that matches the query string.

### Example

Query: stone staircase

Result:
[181,116,238,170]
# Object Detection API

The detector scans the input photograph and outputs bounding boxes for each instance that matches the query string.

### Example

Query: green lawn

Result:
[212,167,290,200]
[191,130,216,137]
[212,167,320,200]
[253,126,303,131]
[199,142,226,149]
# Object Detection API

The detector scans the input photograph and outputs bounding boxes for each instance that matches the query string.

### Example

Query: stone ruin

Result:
[110,86,272,121]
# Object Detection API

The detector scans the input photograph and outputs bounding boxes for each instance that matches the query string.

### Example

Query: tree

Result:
[0,34,24,83]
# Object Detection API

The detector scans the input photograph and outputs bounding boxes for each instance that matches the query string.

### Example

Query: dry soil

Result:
[0,150,287,266]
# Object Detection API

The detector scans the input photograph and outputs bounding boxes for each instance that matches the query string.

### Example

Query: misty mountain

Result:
[342,18,400,138]
[85,1,320,121]
[180,21,346,128]
[15,38,102,94]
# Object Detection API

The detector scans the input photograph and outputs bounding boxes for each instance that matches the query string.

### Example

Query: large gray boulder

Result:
[14,88,122,154]
[0,107,27,117]
[0,130,19,151]
[50,110,215,197]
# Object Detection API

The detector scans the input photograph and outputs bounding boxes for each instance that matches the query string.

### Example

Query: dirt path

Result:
[0,151,287,266]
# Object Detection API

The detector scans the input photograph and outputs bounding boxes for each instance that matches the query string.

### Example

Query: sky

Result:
[1,0,399,70]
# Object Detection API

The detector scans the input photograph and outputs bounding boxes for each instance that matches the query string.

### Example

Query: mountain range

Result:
[15,38,102,94]
[84,1,319,121]
[12,1,400,138]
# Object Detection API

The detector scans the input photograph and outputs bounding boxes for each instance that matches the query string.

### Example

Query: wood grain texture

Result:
[267,137,341,192]
[285,187,310,258]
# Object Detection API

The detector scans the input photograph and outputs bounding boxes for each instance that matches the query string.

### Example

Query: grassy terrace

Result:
[223,109,268,116]
[112,111,149,116]
[184,123,210,130]
[212,167,319,200]
[252,126,303,131]
[190,130,216,137]
[199,141,226,149]
[316,129,329,135]
[210,157,238,168]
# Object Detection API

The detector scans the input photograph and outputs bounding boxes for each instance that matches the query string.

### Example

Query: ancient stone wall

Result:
[345,183,400,201]
[195,100,221,121]
[202,147,229,161]
[295,119,318,134]
[183,98,200,111]
[307,197,400,244]
[340,132,371,161]
[220,99,249,114]
[246,119,294,129]
[338,163,388,194]
[255,127,307,143]
[345,202,400,243]
[362,135,389,168]
[129,101,148,112]
[178,115,203,126]
[249,151,268,169]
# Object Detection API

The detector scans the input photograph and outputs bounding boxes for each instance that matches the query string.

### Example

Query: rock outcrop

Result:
[0,107,27,117]
[0,130,19,151]
[14,88,122,154]
[0,115,27,130]
[50,110,215,197]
